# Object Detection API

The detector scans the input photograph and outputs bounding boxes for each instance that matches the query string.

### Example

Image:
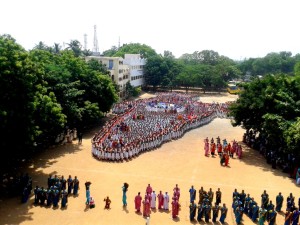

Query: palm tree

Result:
[53,43,61,54]
[82,49,92,56]
[34,41,48,50]
[66,40,82,57]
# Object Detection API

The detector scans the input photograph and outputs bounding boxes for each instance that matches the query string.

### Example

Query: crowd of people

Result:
[32,174,80,208]
[189,186,228,224]
[132,184,181,219]
[231,188,300,225]
[92,93,231,162]
[243,130,300,183]
[204,136,243,167]
[54,128,83,145]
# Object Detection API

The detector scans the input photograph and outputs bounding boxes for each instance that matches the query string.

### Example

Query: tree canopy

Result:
[0,34,118,160]
[229,74,300,154]
[103,43,158,59]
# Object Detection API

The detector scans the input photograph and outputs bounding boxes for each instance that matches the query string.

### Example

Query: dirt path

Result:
[0,93,297,225]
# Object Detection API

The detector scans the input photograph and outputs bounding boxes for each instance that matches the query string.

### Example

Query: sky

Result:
[1,0,300,60]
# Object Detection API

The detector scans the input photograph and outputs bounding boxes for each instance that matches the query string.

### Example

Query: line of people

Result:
[231,188,300,225]
[33,174,79,208]
[204,137,243,159]
[189,186,228,224]
[133,184,180,219]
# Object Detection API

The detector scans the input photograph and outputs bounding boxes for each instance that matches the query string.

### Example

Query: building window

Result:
[108,60,113,69]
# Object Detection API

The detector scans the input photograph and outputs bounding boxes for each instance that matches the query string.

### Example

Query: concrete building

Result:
[86,54,146,98]
[86,56,130,98]
[123,54,146,87]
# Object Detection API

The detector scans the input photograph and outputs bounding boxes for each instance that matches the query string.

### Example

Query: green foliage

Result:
[239,51,298,76]
[125,81,141,98]
[113,43,157,58]
[102,46,118,57]
[295,61,300,76]
[230,74,300,154]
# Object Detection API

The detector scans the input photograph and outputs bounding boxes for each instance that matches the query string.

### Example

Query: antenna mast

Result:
[93,25,99,53]
[84,34,87,50]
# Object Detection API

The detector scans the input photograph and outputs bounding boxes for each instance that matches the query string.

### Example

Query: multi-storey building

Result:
[86,54,145,98]
[86,56,130,98]
[123,54,146,87]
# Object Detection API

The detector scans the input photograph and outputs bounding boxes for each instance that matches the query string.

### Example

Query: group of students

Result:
[92,93,231,162]
[243,130,300,182]
[133,184,180,219]
[189,186,228,224]
[204,136,243,168]
[231,188,300,225]
[33,174,79,208]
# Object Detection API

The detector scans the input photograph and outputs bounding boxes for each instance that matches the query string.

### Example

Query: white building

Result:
[123,54,146,87]
[86,54,146,98]
[86,56,130,98]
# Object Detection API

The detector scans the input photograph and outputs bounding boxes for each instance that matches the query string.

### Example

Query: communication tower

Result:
[93,25,99,53]
[84,34,87,50]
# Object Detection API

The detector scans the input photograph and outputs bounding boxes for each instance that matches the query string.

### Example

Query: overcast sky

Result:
[1,0,299,60]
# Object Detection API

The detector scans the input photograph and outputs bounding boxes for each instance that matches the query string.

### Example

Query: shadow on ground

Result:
[0,124,101,225]
[238,142,296,185]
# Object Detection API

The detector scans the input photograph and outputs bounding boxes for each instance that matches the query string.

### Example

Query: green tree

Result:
[295,61,300,76]
[230,74,300,153]
[66,40,82,57]
[102,46,118,57]
[113,43,157,58]
[0,35,66,158]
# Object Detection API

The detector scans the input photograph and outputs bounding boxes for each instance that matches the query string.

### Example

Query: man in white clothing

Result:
[151,191,156,209]
[163,192,169,210]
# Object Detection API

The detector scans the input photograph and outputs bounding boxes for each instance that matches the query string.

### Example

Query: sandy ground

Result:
[0,93,298,225]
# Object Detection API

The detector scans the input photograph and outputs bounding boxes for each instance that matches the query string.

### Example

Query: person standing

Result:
[86,188,90,205]
[67,175,73,195]
[204,137,209,156]
[216,188,222,205]
[146,184,152,195]
[189,185,196,203]
[235,205,243,224]
[134,192,142,213]
[224,153,230,166]
[61,189,68,208]
[163,192,169,210]
[173,184,180,201]
[208,188,214,204]
[197,203,204,221]
[267,208,277,225]
[292,208,300,225]
[122,183,129,206]
[210,141,216,157]
[73,176,79,195]
[60,176,66,191]
[204,201,211,223]
[212,203,220,222]
[151,191,156,209]
[78,132,83,144]
[258,206,267,225]
[104,196,111,209]
[157,191,164,210]
[189,200,197,221]
[219,203,228,224]
[171,197,179,219]
[285,211,292,225]
[261,190,269,208]
[144,198,151,217]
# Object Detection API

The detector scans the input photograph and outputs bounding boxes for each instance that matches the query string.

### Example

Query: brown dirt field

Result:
[0,93,298,225]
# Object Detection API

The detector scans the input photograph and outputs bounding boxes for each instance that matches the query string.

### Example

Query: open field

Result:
[0,93,297,225]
